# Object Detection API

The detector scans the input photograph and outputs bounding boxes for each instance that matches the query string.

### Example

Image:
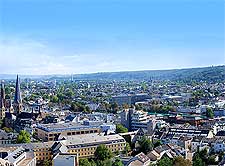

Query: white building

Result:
[0,146,36,166]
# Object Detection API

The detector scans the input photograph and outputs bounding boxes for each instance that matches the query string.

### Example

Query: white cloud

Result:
[0,37,222,75]
[0,37,128,74]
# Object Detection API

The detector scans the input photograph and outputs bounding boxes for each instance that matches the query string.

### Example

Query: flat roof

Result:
[54,153,78,160]
[62,133,125,148]
[37,122,102,132]
[0,142,54,150]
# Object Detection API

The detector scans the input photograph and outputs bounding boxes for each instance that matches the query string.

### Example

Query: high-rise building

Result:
[13,75,22,114]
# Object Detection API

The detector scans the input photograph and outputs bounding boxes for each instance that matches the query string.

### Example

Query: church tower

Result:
[13,75,22,115]
[0,81,6,119]
[9,100,14,114]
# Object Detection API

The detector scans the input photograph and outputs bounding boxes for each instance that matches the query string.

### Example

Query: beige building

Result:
[52,134,126,158]
[35,122,101,141]
[0,133,126,164]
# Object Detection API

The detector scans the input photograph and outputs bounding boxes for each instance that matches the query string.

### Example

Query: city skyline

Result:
[0,0,224,75]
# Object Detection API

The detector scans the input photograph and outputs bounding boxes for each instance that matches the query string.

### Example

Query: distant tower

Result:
[0,81,6,119]
[71,74,74,83]
[13,75,22,114]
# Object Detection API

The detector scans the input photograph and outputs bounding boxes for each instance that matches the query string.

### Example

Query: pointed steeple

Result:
[1,81,5,101]
[0,81,6,119]
[14,75,22,104]
[13,75,22,114]
[0,81,5,108]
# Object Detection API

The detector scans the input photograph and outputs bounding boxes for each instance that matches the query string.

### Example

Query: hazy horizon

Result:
[0,65,224,76]
[0,0,224,75]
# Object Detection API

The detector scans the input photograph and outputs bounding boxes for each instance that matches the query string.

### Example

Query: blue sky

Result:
[0,0,224,74]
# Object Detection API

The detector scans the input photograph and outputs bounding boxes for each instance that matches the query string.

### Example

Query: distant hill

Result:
[1,65,225,82]
[71,65,225,82]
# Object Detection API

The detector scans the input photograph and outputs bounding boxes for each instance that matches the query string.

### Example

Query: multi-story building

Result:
[0,142,54,165]
[112,93,150,106]
[120,109,157,133]
[112,94,132,106]
[168,128,214,138]
[0,129,17,145]
[52,133,126,158]
[131,110,149,131]
[120,108,134,130]
[35,122,102,141]
[0,146,36,166]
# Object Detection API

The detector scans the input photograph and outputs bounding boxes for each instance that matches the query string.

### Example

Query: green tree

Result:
[56,93,64,101]
[0,119,4,128]
[16,130,31,143]
[111,102,119,113]
[43,159,52,166]
[95,159,112,166]
[193,154,205,166]
[123,142,131,155]
[94,144,113,161]
[85,105,91,113]
[206,107,214,118]
[51,95,59,103]
[42,94,50,100]
[207,155,217,165]
[173,156,191,166]
[138,136,153,154]
[80,158,91,166]
[116,124,128,133]
[65,89,74,98]
[112,158,124,166]
[153,140,162,148]
[157,157,173,166]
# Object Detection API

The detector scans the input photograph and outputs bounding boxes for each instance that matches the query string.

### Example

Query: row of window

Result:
[78,148,124,156]
[67,129,98,136]
[35,152,50,156]
[0,140,11,144]
[36,156,51,161]
[69,143,125,153]
[47,129,99,138]
[34,148,50,152]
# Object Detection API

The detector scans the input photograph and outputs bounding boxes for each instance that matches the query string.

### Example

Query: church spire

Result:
[0,81,5,108]
[1,81,5,101]
[13,75,22,114]
[0,81,6,119]
[14,75,22,104]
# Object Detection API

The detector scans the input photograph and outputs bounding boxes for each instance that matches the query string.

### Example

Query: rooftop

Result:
[61,133,125,148]
[37,122,102,132]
